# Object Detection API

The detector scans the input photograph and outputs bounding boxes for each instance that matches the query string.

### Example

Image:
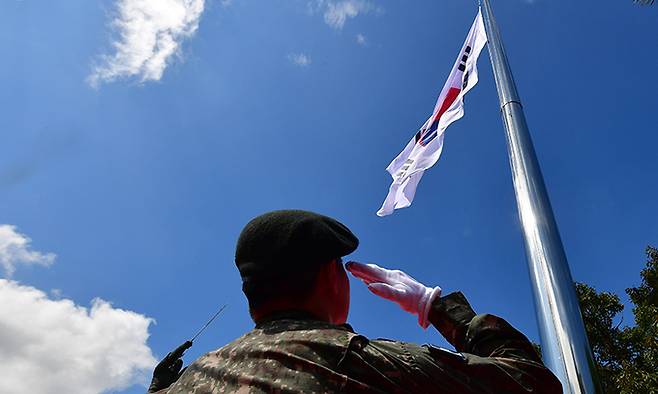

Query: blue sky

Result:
[0,0,656,393]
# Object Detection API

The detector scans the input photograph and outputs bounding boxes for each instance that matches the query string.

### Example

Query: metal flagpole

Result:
[479,0,599,392]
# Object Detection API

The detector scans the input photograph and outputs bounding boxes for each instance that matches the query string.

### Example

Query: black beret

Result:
[235,210,359,287]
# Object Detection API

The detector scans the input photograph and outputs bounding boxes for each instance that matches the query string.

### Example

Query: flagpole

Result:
[479,1,599,392]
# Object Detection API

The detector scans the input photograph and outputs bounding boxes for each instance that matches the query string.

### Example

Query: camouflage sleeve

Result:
[426,291,563,393]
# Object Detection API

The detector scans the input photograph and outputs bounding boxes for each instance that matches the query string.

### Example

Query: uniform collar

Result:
[255,310,354,332]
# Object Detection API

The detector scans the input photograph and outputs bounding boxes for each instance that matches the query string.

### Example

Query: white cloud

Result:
[356,33,367,46]
[88,0,206,87]
[321,0,375,30]
[0,279,157,394]
[288,53,312,67]
[0,225,55,277]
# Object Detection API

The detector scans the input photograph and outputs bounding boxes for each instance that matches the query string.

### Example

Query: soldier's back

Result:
[165,316,385,394]
[164,314,541,394]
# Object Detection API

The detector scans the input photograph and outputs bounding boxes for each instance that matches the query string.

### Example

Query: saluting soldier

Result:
[149,210,561,393]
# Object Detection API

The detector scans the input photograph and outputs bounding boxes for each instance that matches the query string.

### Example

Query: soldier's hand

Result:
[147,340,193,393]
[346,262,441,329]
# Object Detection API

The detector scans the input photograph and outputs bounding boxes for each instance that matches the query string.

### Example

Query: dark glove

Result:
[147,341,193,393]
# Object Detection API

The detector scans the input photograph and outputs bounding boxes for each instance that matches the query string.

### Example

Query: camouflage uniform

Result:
[160,292,561,393]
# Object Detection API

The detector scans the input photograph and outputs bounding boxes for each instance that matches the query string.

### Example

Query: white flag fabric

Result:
[377,10,488,217]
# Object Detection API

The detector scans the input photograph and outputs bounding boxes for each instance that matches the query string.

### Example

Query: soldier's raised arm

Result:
[347,261,562,393]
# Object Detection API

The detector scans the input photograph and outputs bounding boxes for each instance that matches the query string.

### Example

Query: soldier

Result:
[149,209,562,393]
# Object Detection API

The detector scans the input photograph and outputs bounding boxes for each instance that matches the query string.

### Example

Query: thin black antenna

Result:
[190,304,227,342]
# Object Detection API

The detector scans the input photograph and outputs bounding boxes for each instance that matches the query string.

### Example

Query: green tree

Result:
[576,283,627,392]
[576,246,658,393]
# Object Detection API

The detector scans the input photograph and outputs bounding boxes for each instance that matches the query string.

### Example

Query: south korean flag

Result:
[377,10,488,217]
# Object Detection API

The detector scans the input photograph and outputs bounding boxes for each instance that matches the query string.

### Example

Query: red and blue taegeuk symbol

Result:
[414,87,461,146]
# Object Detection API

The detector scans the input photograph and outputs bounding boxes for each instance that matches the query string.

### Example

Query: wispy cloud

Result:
[309,0,377,30]
[356,33,367,46]
[0,280,156,394]
[0,225,55,277]
[288,53,312,67]
[88,0,206,87]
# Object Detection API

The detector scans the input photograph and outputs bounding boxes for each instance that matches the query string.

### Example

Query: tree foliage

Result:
[576,246,658,393]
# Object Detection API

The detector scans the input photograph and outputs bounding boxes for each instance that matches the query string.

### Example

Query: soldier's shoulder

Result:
[359,337,426,364]
[369,337,423,352]
[367,338,462,365]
